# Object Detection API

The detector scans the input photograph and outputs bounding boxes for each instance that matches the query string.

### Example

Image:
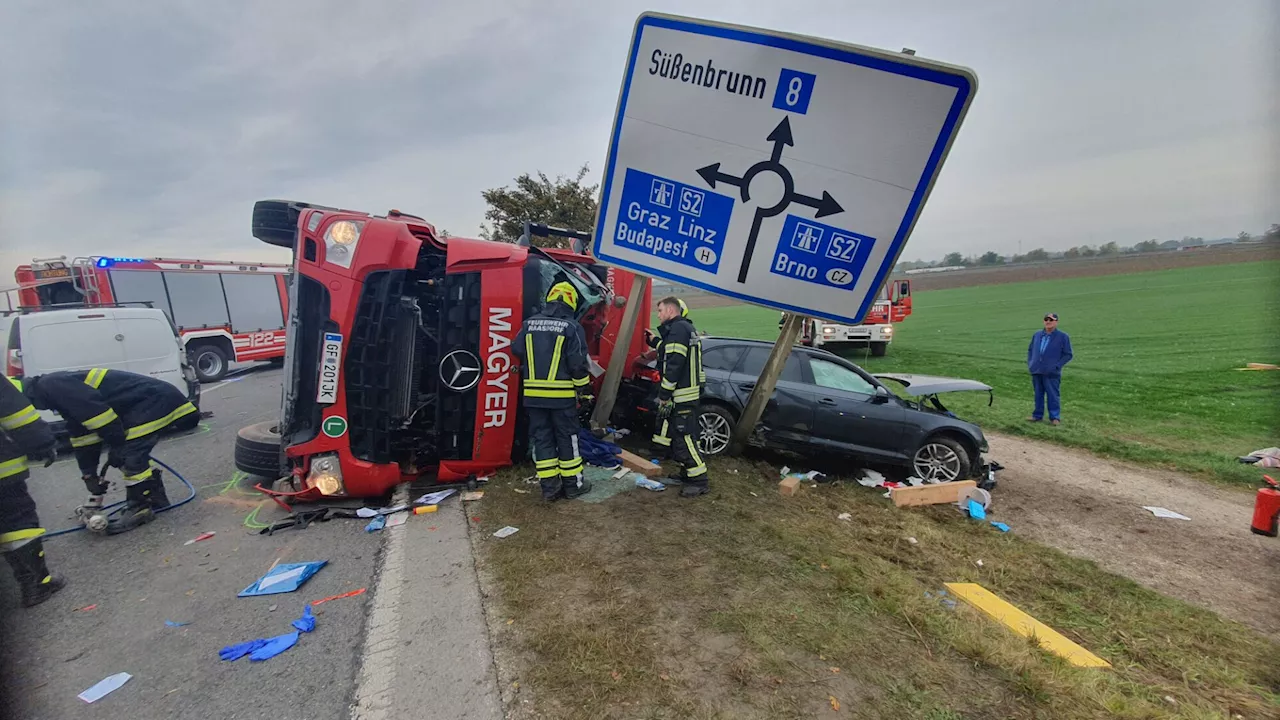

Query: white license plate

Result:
[317,332,343,404]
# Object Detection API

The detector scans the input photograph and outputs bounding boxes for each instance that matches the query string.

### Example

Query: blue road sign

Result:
[592,12,977,324]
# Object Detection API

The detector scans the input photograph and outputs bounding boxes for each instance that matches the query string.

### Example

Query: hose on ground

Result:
[44,456,197,539]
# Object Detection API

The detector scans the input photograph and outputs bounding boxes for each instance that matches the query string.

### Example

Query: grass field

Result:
[679,261,1280,485]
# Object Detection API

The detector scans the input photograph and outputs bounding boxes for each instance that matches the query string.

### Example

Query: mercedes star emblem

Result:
[439,349,482,392]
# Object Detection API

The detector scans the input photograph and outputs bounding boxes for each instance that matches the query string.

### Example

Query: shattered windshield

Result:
[531,256,605,320]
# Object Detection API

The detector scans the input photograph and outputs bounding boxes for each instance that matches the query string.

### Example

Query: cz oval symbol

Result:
[825,268,855,287]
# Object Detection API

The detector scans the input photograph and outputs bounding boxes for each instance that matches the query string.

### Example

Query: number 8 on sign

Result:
[772,68,816,114]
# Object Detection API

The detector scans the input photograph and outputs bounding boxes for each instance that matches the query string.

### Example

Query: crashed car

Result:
[614,337,991,482]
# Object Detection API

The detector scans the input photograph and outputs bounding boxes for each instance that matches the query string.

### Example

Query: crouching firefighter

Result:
[514,282,594,502]
[23,369,197,534]
[1,376,64,607]
[649,297,709,497]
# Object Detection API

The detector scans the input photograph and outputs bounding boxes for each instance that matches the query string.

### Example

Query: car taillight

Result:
[639,368,660,383]
[6,348,21,377]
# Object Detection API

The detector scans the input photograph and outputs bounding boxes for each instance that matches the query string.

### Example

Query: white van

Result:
[2,305,201,432]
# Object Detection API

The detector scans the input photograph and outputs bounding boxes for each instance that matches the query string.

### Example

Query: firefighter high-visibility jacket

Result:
[1,376,56,484]
[652,314,704,405]
[24,369,196,450]
[513,302,591,409]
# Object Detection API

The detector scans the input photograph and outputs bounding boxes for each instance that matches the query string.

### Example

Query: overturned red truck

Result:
[234,200,654,500]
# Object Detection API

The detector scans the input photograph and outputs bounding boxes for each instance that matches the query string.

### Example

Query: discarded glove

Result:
[248,631,300,661]
[292,605,316,633]
[219,638,268,662]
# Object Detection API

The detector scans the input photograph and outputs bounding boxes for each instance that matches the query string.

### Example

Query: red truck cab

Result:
[237,200,652,500]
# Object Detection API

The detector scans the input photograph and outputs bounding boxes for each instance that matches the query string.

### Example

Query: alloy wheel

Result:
[913,443,962,482]
[698,411,732,456]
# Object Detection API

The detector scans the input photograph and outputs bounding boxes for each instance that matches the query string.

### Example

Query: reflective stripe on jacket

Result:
[513,302,590,409]
[1,376,56,482]
[656,316,704,404]
[26,369,195,448]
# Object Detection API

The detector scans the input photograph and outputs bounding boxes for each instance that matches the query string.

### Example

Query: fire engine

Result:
[13,256,290,382]
[798,278,913,356]
[234,200,654,501]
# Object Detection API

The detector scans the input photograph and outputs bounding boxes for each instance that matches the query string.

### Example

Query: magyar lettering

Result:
[648,49,768,100]
[483,307,514,429]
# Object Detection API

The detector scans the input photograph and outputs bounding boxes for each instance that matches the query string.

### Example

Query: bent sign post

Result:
[592,13,977,450]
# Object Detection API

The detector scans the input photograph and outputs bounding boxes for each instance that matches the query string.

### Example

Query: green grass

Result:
[684,261,1280,485]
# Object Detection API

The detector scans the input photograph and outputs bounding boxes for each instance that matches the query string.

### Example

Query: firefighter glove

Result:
[656,399,674,420]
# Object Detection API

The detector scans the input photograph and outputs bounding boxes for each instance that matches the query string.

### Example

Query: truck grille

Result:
[345,269,480,464]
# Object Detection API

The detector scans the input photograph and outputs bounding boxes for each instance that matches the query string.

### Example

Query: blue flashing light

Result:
[96,257,146,268]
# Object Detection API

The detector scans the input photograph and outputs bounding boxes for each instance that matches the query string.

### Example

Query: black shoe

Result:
[540,478,565,502]
[145,469,171,510]
[657,476,684,486]
[4,539,66,608]
[106,502,155,534]
[563,476,594,500]
[679,483,710,498]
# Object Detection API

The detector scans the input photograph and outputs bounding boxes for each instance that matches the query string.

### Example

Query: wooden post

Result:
[730,313,804,454]
[590,275,651,431]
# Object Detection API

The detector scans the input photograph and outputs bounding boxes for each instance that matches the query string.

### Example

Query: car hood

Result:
[874,373,992,396]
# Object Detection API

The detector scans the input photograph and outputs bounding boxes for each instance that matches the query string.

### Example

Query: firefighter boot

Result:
[75,475,109,529]
[143,469,171,511]
[563,474,593,500]
[106,482,156,535]
[679,482,710,498]
[4,539,66,608]
[540,477,566,502]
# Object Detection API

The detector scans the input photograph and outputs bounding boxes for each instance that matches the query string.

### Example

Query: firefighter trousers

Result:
[0,477,44,552]
[527,406,585,499]
[76,433,161,486]
[654,406,708,487]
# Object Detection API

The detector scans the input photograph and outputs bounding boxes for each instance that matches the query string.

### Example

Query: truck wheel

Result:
[870,342,888,357]
[235,421,283,478]
[191,344,229,383]
[252,200,301,248]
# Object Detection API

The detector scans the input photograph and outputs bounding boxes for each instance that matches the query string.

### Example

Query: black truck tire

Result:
[251,200,301,248]
[870,341,888,357]
[235,421,283,478]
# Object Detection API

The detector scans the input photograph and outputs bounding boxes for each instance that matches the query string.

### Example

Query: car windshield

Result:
[810,357,877,395]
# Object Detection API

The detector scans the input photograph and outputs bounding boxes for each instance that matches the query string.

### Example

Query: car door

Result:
[729,346,817,448]
[20,312,131,423]
[804,354,911,460]
[116,310,190,396]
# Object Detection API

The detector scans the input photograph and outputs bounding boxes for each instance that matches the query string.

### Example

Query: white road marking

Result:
[350,484,409,720]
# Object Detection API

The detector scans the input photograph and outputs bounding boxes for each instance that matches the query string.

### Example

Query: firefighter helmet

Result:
[546,281,579,311]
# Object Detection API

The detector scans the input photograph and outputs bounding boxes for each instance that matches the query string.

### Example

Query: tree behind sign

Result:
[480,163,598,248]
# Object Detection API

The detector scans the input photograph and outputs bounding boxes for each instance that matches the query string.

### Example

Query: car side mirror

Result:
[873,386,892,403]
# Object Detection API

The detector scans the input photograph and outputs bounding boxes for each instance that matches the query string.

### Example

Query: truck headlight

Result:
[823,327,834,334]
[323,220,364,269]
[882,327,893,335]
[308,453,345,496]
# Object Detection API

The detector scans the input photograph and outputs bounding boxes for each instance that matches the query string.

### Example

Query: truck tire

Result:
[235,421,283,479]
[190,343,229,383]
[252,200,301,248]
[870,342,888,357]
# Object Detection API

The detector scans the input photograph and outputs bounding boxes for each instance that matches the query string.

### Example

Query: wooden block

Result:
[779,477,801,496]
[890,480,976,507]
[944,583,1111,668]
[619,449,662,477]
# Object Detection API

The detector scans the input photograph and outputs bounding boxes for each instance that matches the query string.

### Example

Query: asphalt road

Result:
[0,365,501,720]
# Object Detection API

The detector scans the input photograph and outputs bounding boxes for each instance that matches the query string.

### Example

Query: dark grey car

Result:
[616,337,990,482]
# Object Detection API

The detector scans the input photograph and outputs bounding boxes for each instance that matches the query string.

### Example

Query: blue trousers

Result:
[1031,374,1061,420]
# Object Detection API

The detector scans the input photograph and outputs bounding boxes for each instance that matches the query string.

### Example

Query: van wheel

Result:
[191,344,229,383]
[870,342,888,357]
[235,421,282,478]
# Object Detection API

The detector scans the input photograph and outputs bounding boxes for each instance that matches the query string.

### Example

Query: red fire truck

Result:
[798,278,913,356]
[233,200,654,501]
[14,256,290,382]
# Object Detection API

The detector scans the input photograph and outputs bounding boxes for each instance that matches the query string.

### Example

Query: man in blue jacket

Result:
[1027,312,1073,425]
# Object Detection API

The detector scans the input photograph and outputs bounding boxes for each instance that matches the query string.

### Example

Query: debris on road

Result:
[164,620,191,628]
[493,526,519,539]
[310,588,366,607]
[857,469,887,487]
[966,499,987,520]
[249,631,300,662]
[385,512,408,528]
[957,487,993,512]
[944,582,1111,668]
[292,605,316,633]
[238,561,328,597]
[364,515,386,533]
[990,522,1011,533]
[413,505,438,515]
[183,531,216,546]
[1143,506,1191,520]
[837,512,852,521]
[891,480,977,507]
[907,536,918,545]
[779,477,801,496]
[635,476,666,492]
[461,491,485,502]
[220,639,267,661]
[620,449,662,477]
[611,467,631,480]
[78,672,132,703]
[415,489,456,506]
[74,604,97,612]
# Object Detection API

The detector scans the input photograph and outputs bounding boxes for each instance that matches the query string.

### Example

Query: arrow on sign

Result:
[694,117,846,283]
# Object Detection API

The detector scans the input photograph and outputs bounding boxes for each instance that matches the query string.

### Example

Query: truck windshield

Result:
[529,255,604,319]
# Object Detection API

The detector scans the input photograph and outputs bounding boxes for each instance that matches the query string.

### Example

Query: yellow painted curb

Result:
[944,582,1111,668]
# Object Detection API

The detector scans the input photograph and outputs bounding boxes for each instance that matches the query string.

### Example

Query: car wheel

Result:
[235,421,283,478]
[696,405,734,457]
[191,344,229,383]
[911,436,970,482]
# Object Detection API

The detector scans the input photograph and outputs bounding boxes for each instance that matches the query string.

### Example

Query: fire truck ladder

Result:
[70,257,104,304]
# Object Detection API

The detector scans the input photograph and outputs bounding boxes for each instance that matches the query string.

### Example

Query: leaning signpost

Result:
[591,13,977,451]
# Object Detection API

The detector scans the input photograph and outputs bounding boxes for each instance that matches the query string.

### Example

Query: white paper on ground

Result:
[837,513,852,521]
[1143,506,1191,520]
[415,490,456,506]
[385,513,408,528]
[493,526,519,539]
[257,566,308,592]
[79,673,132,703]
[356,508,378,518]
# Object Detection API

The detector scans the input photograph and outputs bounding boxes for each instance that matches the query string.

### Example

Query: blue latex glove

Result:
[248,631,300,662]
[219,638,268,662]
[292,605,316,633]
[365,515,386,533]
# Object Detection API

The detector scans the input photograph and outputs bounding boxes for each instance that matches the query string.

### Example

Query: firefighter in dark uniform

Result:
[646,297,709,497]
[1,376,64,607]
[514,282,595,502]
[23,369,196,533]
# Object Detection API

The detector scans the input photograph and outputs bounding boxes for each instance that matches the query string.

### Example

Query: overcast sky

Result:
[1,0,1275,277]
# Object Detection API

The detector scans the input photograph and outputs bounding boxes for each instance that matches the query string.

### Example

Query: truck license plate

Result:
[317,332,343,404]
